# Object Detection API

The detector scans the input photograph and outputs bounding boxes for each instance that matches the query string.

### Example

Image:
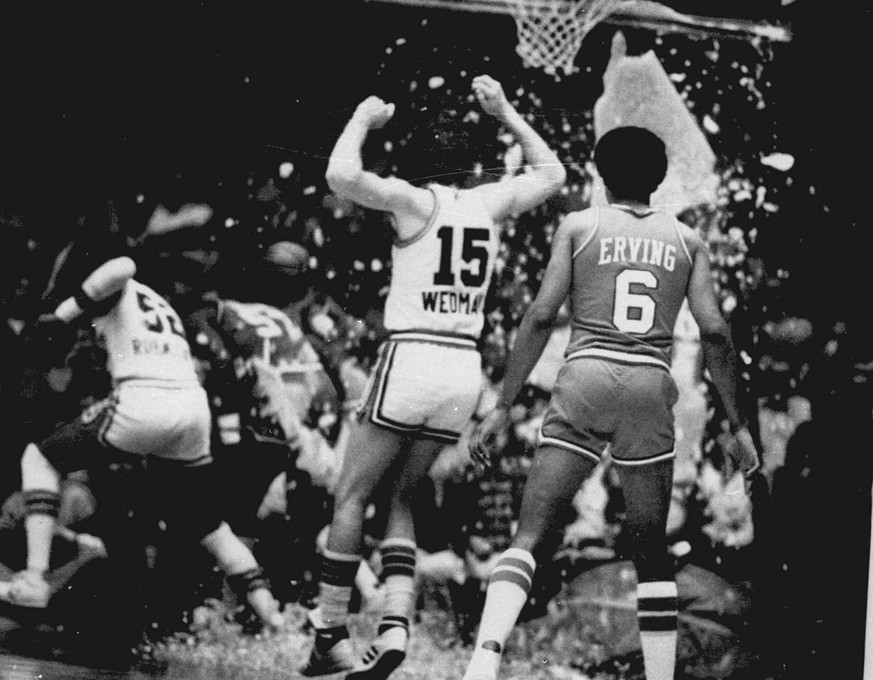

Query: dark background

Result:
[0,2,869,676]
[0,1,866,319]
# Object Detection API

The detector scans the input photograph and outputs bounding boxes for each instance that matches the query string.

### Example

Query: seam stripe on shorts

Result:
[371,342,423,433]
[389,330,478,349]
[566,347,670,371]
[420,425,460,443]
[538,435,601,464]
[611,450,675,467]
[96,394,119,447]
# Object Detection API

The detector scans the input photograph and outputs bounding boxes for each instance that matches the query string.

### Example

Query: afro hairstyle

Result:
[594,126,668,200]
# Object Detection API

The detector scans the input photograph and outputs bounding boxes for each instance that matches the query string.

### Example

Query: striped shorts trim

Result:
[566,347,670,372]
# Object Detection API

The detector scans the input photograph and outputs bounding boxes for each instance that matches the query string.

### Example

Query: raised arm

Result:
[469,218,574,463]
[325,96,434,238]
[472,75,566,222]
[52,256,137,323]
[685,233,760,476]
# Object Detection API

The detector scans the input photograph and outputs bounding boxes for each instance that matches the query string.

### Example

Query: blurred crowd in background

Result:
[0,5,868,675]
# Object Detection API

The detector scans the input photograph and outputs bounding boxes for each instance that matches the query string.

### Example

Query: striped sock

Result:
[465,548,536,678]
[637,580,678,680]
[379,538,417,633]
[317,549,361,632]
[23,489,60,574]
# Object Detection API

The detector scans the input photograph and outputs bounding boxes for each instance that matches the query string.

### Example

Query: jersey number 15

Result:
[433,226,491,287]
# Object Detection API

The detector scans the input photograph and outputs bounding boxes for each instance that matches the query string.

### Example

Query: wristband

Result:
[73,287,97,311]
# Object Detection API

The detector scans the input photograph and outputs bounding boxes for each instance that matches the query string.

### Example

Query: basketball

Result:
[264,240,310,276]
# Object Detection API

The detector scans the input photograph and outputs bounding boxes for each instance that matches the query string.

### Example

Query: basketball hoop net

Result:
[509,0,621,76]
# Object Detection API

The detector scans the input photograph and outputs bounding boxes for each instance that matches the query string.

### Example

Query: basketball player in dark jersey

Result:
[462,127,760,680]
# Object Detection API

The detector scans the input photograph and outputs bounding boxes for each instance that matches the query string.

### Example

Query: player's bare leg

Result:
[200,522,283,632]
[349,436,445,680]
[463,446,596,680]
[302,420,406,676]
[0,444,62,608]
[613,458,677,680]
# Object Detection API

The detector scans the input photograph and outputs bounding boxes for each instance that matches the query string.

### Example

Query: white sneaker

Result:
[0,570,50,608]
[346,625,408,680]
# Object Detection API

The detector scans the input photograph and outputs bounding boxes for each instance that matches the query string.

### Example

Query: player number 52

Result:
[613,269,657,334]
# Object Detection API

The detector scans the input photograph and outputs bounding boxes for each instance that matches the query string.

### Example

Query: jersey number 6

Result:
[433,226,491,287]
[613,269,657,334]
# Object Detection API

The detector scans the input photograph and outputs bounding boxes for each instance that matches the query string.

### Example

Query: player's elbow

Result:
[526,301,559,330]
[544,160,567,189]
[325,163,364,197]
[83,256,136,301]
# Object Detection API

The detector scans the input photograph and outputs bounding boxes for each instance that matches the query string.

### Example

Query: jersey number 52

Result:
[137,292,187,339]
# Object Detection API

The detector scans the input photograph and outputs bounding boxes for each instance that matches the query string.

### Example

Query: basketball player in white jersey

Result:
[0,256,283,631]
[301,75,566,678]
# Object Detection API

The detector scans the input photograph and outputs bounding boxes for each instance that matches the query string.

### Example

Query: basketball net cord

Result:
[509,0,621,76]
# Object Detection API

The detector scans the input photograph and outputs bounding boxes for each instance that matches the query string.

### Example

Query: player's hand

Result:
[472,75,512,119]
[731,426,761,477]
[469,407,509,468]
[352,96,395,129]
[724,425,761,495]
[76,533,108,559]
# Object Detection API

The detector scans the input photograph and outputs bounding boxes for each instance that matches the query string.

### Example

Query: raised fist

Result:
[472,74,512,119]
[353,95,396,129]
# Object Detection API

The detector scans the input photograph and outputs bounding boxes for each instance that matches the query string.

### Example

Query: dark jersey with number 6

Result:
[566,205,694,367]
[383,184,499,339]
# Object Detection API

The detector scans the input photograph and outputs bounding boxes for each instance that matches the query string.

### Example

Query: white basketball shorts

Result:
[358,331,483,443]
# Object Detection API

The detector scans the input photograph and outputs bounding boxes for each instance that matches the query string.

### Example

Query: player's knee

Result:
[629,539,673,582]
[332,478,373,515]
[509,532,539,555]
[21,443,61,492]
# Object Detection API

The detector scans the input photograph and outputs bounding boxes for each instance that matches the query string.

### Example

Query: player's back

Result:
[94,280,199,384]
[384,183,499,340]
[213,299,331,444]
[566,204,694,368]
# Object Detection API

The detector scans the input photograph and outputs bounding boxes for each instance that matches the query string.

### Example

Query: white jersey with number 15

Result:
[93,280,199,383]
[383,184,499,339]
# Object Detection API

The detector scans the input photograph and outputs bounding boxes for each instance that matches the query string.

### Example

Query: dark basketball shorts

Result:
[357,331,483,443]
[539,356,679,467]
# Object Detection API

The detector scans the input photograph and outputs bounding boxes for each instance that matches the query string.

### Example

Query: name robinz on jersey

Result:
[131,336,192,360]
[421,289,486,315]
[598,237,679,271]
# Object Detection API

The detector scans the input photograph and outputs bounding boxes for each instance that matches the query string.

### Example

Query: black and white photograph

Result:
[0,2,868,679]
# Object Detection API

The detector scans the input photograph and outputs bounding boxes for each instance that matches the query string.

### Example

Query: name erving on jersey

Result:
[421,289,485,315]
[598,236,678,272]
[131,336,191,360]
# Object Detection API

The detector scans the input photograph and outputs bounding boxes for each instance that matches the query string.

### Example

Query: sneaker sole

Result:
[345,649,406,680]
[299,657,355,677]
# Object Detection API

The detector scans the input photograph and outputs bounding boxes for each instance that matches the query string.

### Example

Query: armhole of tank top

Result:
[394,185,440,248]
[671,216,694,266]
[572,207,600,259]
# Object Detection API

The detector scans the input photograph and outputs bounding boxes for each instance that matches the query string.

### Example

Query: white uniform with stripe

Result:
[360,184,499,442]
[90,280,211,465]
